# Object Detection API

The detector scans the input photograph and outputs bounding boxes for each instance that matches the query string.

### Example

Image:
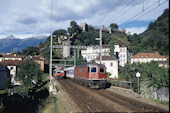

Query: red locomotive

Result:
[54,68,65,79]
[74,62,107,88]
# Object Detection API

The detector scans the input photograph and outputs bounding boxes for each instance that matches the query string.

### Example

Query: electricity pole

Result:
[96,26,102,64]
[49,0,53,95]
[100,27,102,64]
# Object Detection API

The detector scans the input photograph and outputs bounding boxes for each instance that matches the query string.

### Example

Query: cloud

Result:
[125,26,148,35]
[0,0,169,39]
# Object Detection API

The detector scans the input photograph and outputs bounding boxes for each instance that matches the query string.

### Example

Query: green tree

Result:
[108,40,115,58]
[16,61,43,88]
[119,61,169,92]
[68,21,81,35]
[3,78,12,90]
[110,23,118,29]
[22,46,39,56]
[76,53,86,66]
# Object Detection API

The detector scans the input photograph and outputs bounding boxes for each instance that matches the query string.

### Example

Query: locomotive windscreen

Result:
[99,67,105,73]
[91,67,97,73]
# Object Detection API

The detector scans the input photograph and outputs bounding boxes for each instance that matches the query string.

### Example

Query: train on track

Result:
[54,62,107,89]
[53,67,65,79]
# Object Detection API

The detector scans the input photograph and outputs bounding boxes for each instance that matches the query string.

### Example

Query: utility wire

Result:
[98,0,122,26]
[58,0,65,29]
[119,0,161,28]
[103,0,134,26]
[125,0,168,34]
[114,0,138,23]
[50,0,53,34]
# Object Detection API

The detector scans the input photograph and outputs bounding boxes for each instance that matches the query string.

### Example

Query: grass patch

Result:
[38,94,67,113]
[149,97,169,106]
[0,90,6,94]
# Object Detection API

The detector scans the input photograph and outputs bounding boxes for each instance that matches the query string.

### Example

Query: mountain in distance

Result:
[0,35,48,53]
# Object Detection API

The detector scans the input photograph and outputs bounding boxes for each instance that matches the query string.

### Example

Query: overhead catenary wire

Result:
[50,0,53,34]
[103,0,135,26]
[125,0,168,34]
[97,0,121,26]
[119,0,162,28]
[57,0,64,29]
[114,0,138,23]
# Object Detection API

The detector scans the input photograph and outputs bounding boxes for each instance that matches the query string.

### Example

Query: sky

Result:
[0,0,169,39]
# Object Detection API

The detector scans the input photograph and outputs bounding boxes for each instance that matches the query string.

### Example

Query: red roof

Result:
[29,56,44,61]
[102,44,109,48]
[0,60,25,66]
[132,53,166,58]
[95,56,117,61]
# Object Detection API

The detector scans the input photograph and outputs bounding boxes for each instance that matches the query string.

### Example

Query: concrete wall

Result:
[140,81,169,101]
[152,87,169,101]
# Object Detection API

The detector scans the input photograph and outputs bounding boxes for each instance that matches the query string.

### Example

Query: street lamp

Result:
[136,72,141,98]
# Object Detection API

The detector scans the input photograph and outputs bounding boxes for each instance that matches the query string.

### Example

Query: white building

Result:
[0,53,23,62]
[81,45,109,62]
[0,60,25,85]
[94,56,118,79]
[81,44,133,67]
[131,53,168,68]
[114,44,133,67]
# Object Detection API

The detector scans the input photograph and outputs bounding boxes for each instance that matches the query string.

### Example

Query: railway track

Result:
[58,79,117,112]
[95,89,168,112]
[58,79,168,112]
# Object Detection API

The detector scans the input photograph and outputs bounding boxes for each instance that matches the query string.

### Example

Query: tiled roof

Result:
[102,44,109,48]
[114,43,127,48]
[95,56,117,61]
[3,54,23,58]
[132,53,166,58]
[29,56,44,61]
[0,60,25,66]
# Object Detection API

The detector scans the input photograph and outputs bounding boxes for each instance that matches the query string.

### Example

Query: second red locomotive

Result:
[54,68,65,79]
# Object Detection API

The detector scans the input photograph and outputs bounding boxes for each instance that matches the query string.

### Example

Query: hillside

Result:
[19,8,169,61]
[128,9,169,56]
[0,35,47,53]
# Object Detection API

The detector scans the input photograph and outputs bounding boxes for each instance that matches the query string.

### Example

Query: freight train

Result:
[64,62,107,89]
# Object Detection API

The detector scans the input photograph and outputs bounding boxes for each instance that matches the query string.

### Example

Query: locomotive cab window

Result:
[91,67,96,73]
[60,70,64,73]
[57,70,61,73]
[100,67,105,73]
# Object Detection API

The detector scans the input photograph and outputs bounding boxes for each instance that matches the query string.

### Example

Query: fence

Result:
[110,80,133,89]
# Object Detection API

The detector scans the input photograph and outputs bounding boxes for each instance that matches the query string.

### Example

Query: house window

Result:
[110,63,113,66]
[10,67,13,70]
